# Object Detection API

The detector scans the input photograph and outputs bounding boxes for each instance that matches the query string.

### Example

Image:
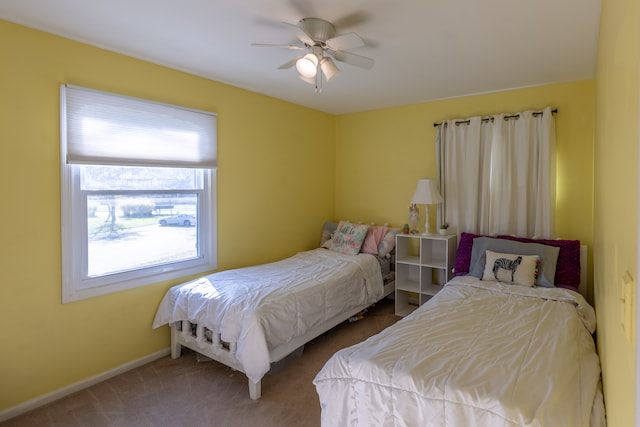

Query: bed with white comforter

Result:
[153,248,387,399]
[314,275,605,426]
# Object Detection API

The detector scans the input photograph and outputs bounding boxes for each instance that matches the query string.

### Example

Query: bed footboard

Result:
[170,320,262,400]
[168,292,393,400]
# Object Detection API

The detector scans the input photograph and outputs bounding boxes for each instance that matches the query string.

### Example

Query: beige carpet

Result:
[3,298,399,427]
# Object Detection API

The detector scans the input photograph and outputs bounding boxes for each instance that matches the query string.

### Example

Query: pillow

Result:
[496,235,581,290]
[325,221,369,255]
[482,250,540,287]
[360,225,389,255]
[468,237,559,287]
[378,228,400,258]
[319,221,338,247]
[453,232,490,276]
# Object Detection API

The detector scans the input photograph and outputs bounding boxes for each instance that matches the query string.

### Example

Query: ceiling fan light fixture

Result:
[296,53,318,78]
[254,17,374,91]
[299,74,316,85]
[320,57,340,81]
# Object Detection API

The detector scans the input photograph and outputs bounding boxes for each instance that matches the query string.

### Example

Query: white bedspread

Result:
[153,248,383,384]
[314,275,605,427]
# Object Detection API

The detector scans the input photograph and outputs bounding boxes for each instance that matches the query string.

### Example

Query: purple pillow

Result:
[496,235,581,291]
[453,232,489,276]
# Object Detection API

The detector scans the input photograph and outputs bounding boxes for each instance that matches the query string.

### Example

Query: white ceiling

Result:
[0,0,601,115]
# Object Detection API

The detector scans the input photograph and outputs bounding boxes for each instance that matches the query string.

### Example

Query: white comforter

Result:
[314,276,605,427]
[153,248,383,384]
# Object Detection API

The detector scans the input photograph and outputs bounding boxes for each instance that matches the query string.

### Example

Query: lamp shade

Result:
[299,74,316,85]
[320,57,340,81]
[411,178,443,205]
[296,53,318,78]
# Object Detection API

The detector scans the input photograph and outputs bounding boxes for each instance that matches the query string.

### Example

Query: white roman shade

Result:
[61,84,217,168]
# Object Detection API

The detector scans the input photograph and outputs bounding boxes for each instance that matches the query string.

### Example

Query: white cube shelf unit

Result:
[395,233,457,317]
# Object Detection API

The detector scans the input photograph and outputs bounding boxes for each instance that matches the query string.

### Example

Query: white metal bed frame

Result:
[169,280,396,400]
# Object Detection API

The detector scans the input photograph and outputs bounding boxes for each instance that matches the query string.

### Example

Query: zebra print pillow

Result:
[481,250,541,287]
[468,237,559,287]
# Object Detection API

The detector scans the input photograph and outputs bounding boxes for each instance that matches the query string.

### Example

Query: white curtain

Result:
[437,106,556,238]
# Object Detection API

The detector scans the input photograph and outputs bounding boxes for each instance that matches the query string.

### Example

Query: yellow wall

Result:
[0,20,335,410]
[335,81,595,296]
[594,0,640,425]
[3,7,635,423]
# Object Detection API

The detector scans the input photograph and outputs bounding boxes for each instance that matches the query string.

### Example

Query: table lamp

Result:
[410,178,443,235]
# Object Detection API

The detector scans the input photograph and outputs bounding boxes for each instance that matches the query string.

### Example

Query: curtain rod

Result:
[433,108,558,127]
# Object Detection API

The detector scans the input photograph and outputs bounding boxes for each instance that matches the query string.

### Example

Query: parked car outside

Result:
[158,214,196,227]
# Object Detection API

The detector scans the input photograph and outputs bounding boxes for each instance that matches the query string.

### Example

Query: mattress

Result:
[314,275,605,427]
[153,248,384,384]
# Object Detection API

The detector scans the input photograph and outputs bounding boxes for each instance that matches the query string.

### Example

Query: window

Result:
[60,85,217,303]
[436,107,556,238]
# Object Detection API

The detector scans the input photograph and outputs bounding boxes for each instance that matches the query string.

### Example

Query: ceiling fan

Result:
[252,17,374,92]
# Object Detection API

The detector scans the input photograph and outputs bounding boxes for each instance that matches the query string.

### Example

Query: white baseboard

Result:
[0,348,170,423]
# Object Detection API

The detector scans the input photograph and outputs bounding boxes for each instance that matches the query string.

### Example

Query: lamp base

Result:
[423,205,432,235]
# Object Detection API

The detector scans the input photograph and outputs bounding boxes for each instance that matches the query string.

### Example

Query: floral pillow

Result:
[324,221,369,255]
[481,250,540,287]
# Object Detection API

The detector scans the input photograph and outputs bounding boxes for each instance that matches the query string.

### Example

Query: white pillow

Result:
[482,250,540,287]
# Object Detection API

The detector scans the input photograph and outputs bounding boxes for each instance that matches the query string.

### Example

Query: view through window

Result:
[83,166,202,277]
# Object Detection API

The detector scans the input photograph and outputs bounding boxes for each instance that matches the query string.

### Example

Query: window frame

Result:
[60,85,217,303]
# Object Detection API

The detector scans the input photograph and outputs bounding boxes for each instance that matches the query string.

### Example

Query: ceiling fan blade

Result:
[278,57,300,69]
[251,43,305,51]
[282,22,314,45]
[326,32,365,51]
[333,50,374,70]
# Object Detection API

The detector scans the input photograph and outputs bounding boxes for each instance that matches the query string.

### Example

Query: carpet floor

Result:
[3,297,399,427]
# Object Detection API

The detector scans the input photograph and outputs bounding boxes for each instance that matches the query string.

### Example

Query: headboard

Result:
[453,233,589,299]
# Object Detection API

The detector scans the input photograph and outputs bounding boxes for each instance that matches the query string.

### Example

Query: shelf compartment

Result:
[421,283,442,296]
[420,238,447,265]
[397,255,421,265]
[396,279,420,293]
[395,290,419,317]
[396,305,418,317]
[396,263,421,292]
[420,259,447,269]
